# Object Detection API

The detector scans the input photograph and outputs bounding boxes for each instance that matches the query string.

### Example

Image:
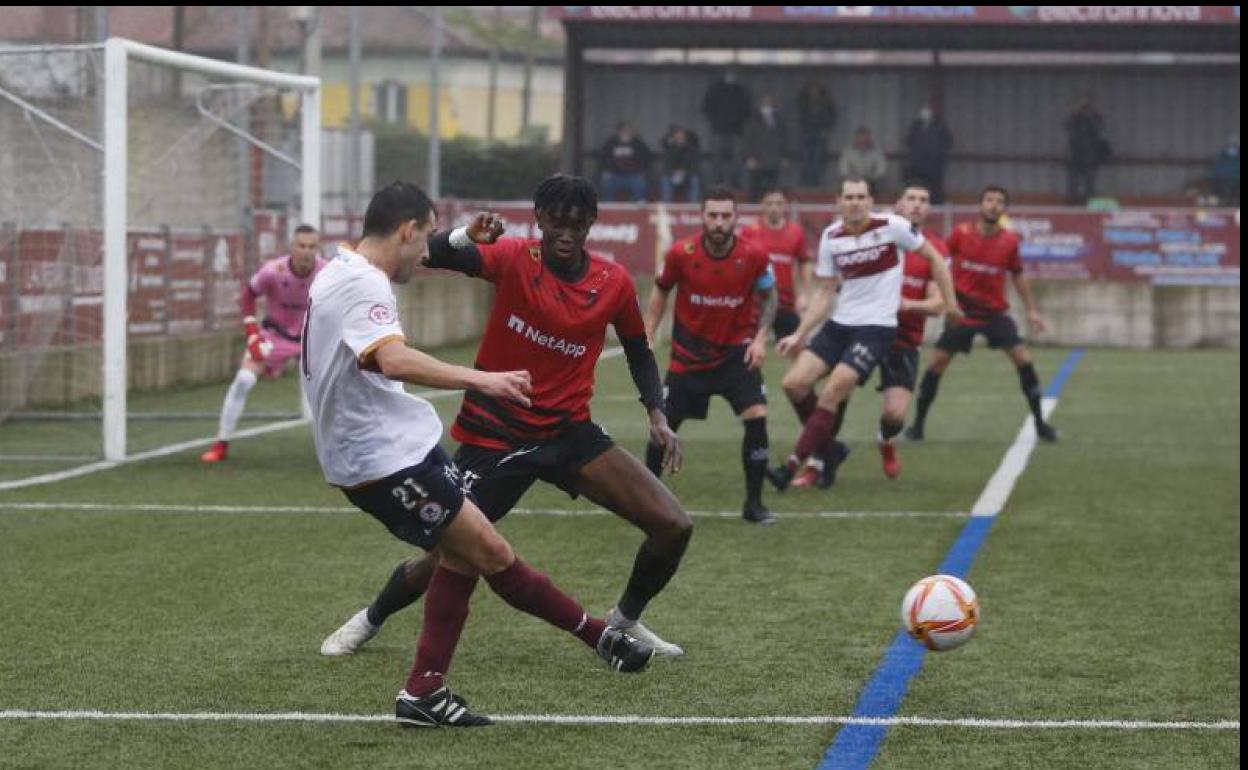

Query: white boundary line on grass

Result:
[0,710,1236,731]
[0,348,626,493]
[970,398,1057,517]
[0,501,969,521]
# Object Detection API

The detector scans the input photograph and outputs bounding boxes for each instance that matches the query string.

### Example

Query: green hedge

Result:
[372,124,561,200]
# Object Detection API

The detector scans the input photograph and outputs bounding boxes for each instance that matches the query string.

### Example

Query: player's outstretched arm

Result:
[372,339,532,407]
[423,212,507,277]
[619,334,682,474]
[746,283,777,371]
[919,240,963,325]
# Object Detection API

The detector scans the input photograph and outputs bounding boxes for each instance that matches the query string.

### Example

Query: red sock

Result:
[405,566,478,697]
[484,558,606,650]
[793,407,839,464]
[790,392,818,425]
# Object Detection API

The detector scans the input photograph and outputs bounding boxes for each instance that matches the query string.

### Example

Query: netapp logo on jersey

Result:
[689,294,745,308]
[506,314,588,357]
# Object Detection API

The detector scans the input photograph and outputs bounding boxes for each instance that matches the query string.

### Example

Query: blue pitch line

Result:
[817,349,1085,770]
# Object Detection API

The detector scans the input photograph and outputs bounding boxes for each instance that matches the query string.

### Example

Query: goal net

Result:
[0,40,320,475]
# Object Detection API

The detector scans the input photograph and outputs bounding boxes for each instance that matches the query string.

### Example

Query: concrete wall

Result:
[0,272,493,412]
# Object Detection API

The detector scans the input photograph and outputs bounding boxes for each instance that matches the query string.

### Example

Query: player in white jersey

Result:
[303,181,653,728]
[766,177,961,491]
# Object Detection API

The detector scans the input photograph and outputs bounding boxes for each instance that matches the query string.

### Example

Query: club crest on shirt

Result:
[368,303,396,325]
[419,501,446,525]
[684,242,696,254]
[528,245,542,262]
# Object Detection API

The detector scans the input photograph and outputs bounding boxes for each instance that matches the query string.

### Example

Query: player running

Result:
[321,175,691,659]
[906,185,1059,442]
[741,187,811,340]
[201,225,326,463]
[304,181,653,728]
[874,181,949,478]
[643,187,779,525]
[766,177,961,492]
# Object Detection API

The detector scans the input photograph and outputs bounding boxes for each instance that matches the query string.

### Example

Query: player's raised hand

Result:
[744,337,767,371]
[466,212,506,244]
[479,369,532,408]
[776,333,802,358]
[648,410,683,474]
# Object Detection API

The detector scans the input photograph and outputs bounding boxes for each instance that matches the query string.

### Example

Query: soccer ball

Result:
[901,575,980,652]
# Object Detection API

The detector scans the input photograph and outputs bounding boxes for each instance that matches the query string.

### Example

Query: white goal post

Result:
[97,39,320,461]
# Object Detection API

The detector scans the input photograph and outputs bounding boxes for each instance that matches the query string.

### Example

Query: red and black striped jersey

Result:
[451,238,645,450]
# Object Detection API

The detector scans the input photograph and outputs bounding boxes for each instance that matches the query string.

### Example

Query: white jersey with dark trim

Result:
[302,246,442,487]
[816,213,926,327]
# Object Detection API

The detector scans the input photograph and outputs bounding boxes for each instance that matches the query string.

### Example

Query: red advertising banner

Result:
[552,6,1240,25]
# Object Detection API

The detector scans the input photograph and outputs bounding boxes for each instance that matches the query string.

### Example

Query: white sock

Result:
[218,368,258,440]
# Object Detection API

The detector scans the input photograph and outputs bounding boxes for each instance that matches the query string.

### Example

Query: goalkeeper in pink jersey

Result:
[201,225,327,463]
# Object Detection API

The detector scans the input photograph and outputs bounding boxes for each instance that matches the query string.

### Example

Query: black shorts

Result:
[453,421,615,523]
[343,446,465,550]
[877,346,920,392]
[807,320,896,384]
[663,352,767,423]
[773,308,801,339]
[936,313,1023,355]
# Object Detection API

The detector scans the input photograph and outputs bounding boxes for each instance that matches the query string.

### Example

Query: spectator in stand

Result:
[702,70,753,187]
[1210,134,1240,206]
[660,124,704,203]
[838,126,887,195]
[599,121,652,202]
[743,95,790,203]
[796,80,837,188]
[1064,95,1111,205]
[903,103,954,204]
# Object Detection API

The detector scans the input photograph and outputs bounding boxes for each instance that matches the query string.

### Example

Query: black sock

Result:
[914,370,941,428]
[366,557,436,626]
[879,416,904,442]
[617,522,693,621]
[1017,363,1045,426]
[742,417,769,506]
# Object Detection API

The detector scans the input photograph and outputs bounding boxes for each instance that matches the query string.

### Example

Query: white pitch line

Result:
[0,501,968,521]
[0,709,1236,731]
[970,398,1057,517]
[0,349,627,493]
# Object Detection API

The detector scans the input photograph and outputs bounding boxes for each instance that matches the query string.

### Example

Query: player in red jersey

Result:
[643,187,779,525]
[742,187,811,339]
[321,175,691,659]
[907,185,1058,442]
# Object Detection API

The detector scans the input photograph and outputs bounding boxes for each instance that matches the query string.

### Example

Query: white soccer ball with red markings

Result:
[901,575,980,652]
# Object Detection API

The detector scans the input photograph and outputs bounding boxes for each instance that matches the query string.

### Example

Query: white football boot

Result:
[605,606,684,657]
[320,608,379,656]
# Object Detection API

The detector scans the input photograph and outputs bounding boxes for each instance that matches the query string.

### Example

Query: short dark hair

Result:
[533,174,599,221]
[899,179,931,197]
[293,224,318,236]
[760,186,790,202]
[701,185,737,207]
[362,181,434,238]
[981,184,1010,205]
[840,176,874,197]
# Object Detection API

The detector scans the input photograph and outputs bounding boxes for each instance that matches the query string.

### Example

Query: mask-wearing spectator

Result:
[796,80,837,187]
[903,104,954,204]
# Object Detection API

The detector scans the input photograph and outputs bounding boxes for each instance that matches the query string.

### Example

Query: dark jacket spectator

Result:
[599,122,652,202]
[659,125,703,203]
[903,105,954,203]
[1064,97,1110,204]
[743,96,789,202]
[1211,135,1240,205]
[703,72,753,187]
[796,81,838,187]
